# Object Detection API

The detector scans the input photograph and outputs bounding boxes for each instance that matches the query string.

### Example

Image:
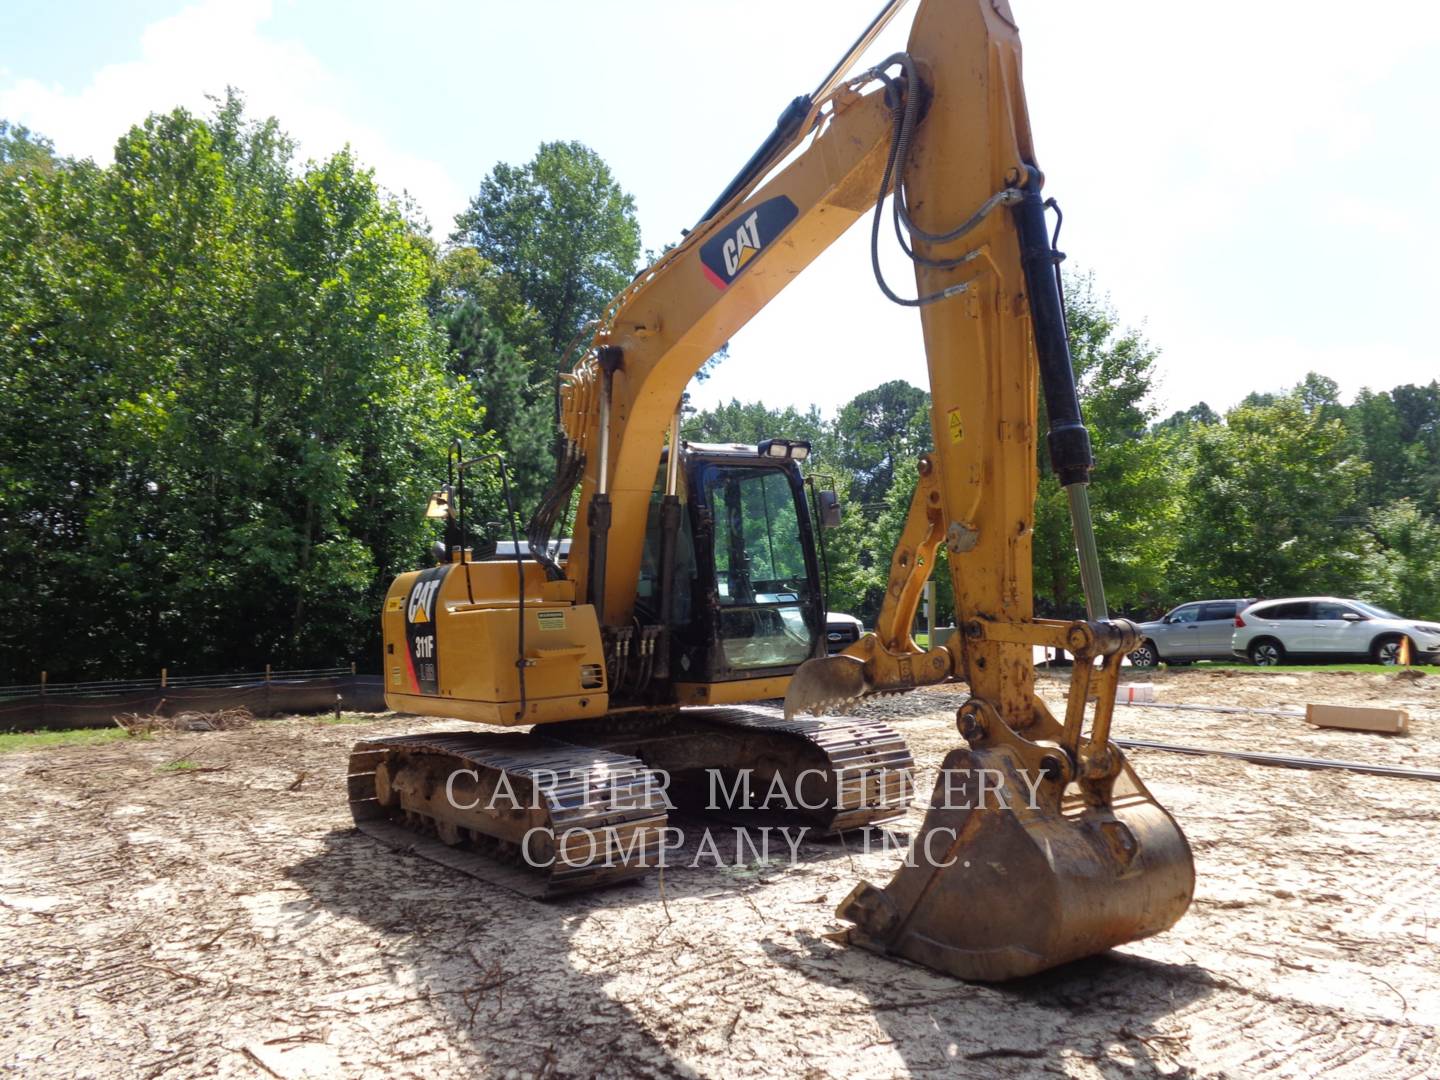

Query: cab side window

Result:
[1200,602,1237,622]
[1171,606,1200,624]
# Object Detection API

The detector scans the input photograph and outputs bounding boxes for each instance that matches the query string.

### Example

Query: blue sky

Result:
[4,0,1438,419]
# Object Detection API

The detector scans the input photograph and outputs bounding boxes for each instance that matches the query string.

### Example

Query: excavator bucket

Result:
[837,700,1194,982]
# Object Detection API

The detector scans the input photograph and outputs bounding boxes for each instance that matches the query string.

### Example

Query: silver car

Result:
[1128,599,1255,667]
[1232,597,1440,665]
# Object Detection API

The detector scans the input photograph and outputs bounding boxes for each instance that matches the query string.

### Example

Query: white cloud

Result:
[0,0,465,233]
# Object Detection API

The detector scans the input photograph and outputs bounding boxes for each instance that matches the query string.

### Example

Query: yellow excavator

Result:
[349,0,1194,982]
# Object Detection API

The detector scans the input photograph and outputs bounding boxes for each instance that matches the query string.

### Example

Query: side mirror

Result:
[1341,611,1365,621]
[1165,615,1180,625]
[817,489,843,529]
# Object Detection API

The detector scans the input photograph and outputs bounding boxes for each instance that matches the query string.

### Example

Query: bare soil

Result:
[2,669,1437,1079]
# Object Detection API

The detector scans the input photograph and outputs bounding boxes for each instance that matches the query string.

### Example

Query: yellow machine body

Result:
[360,0,1196,981]
[382,558,609,726]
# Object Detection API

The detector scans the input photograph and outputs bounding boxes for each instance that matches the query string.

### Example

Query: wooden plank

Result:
[1305,703,1409,734]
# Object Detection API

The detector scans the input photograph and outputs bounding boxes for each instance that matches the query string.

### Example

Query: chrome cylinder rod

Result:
[1065,482,1108,622]
[665,404,682,496]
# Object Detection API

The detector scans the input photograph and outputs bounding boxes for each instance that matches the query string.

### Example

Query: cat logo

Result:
[700,195,799,290]
[407,578,440,624]
[724,212,762,276]
[403,566,449,694]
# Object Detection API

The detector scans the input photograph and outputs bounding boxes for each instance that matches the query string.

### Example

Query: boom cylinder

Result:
[1011,173,1108,620]
[653,404,684,680]
[587,347,623,624]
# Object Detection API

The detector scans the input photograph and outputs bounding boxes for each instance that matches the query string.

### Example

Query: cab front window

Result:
[703,465,817,670]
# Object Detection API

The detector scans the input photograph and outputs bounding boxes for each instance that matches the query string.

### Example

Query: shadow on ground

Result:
[287,829,700,1078]
[765,927,1213,1077]
[290,812,1209,1078]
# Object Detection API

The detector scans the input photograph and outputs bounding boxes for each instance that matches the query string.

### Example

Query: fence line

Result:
[0,664,356,701]
[0,670,386,731]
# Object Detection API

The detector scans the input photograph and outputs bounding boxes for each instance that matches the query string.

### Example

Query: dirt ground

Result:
[2,669,1437,1079]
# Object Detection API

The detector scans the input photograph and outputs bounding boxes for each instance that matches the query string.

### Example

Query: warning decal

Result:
[948,409,965,444]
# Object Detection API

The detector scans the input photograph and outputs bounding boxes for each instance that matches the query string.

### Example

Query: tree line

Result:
[0,98,646,681]
[3,99,1435,683]
[690,288,1440,629]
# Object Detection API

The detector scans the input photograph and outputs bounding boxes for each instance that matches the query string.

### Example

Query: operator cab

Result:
[637,440,835,689]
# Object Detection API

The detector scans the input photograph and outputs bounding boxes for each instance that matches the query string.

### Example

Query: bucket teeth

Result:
[784,655,868,720]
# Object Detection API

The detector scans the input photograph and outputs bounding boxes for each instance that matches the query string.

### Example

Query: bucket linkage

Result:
[836,618,1195,981]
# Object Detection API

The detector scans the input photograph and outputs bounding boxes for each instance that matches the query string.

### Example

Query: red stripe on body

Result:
[402,628,421,692]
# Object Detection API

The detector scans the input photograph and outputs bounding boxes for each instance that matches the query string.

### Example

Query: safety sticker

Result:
[948,409,965,443]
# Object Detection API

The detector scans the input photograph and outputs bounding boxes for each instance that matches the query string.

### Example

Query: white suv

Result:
[1232,597,1440,666]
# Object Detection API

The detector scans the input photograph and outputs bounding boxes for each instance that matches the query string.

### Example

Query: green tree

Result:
[1154,401,1219,433]
[1032,275,1179,617]
[1361,499,1440,620]
[0,99,479,681]
[1173,377,1370,599]
[684,398,828,453]
[451,141,641,367]
[831,380,930,507]
[0,121,57,177]
[431,248,552,508]
[1348,381,1440,516]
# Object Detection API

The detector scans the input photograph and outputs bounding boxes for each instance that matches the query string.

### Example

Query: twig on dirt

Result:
[738,886,769,925]
[117,707,254,735]
[159,760,228,775]
[963,1047,1046,1061]
[655,955,731,989]
[1369,973,1409,1016]
[140,962,205,985]
[461,957,515,1024]
[287,771,309,792]
[658,863,673,924]
[1117,1025,1189,1056]
[196,921,236,951]
[240,1045,285,1078]
[723,1006,743,1041]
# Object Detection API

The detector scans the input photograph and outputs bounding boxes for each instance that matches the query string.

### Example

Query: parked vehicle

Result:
[1232,597,1440,666]
[824,612,864,654]
[1127,599,1255,667]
